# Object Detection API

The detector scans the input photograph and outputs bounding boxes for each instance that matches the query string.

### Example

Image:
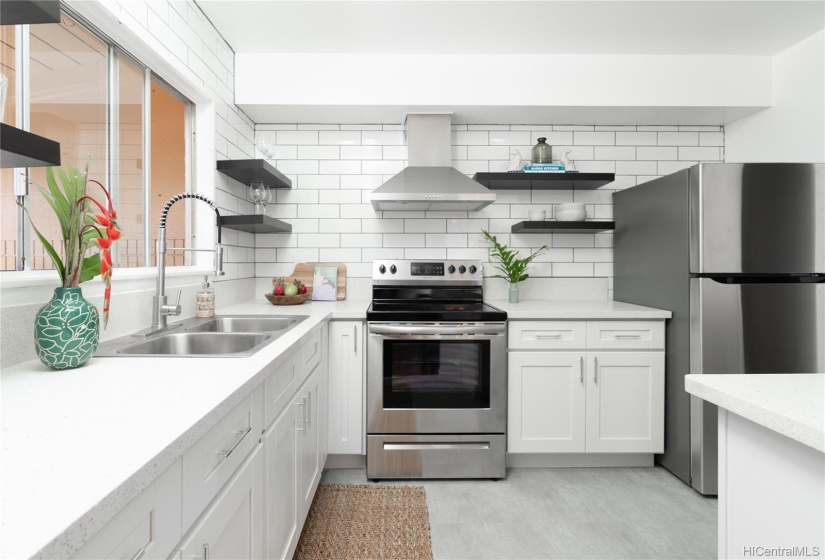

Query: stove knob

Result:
[378,265,386,274]
[469,265,477,274]
[448,265,456,274]
[459,265,467,274]
[390,265,397,274]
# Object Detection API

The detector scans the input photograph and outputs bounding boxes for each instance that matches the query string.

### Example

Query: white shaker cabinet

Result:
[327,321,365,455]
[508,351,586,453]
[262,401,300,560]
[175,444,264,560]
[508,320,665,455]
[298,364,325,522]
[585,351,665,453]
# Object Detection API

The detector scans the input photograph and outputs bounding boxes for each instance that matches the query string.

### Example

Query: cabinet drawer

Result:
[71,460,181,560]
[182,394,259,529]
[508,321,587,350]
[586,321,664,350]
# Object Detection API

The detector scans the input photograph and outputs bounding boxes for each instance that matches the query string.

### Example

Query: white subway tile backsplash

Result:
[252,122,724,288]
[489,131,531,145]
[319,219,361,233]
[298,146,339,159]
[452,131,489,145]
[362,160,405,175]
[637,146,678,160]
[341,145,382,159]
[297,204,339,219]
[595,146,636,160]
[362,131,404,145]
[319,131,361,145]
[658,132,699,146]
[574,132,615,146]
[320,160,361,174]
[700,132,725,147]
[298,124,339,130]
[298,234,339,247]
[467,145,510,160]
[277,130,318,145]
[405,219,447,233]
[678,147,722,161]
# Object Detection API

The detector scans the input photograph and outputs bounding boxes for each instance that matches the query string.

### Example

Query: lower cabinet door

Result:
[585,352,665,453]
[299,365,323,522]
[327,321,364,455]
[262,401,300,560]
[508,351,587,453]
[175,444,263,560]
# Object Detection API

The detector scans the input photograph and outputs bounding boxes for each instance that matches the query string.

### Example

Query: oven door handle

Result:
[368,324,506,336]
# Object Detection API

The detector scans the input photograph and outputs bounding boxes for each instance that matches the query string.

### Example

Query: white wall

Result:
[725,30,825,162]
[253,123,725,299]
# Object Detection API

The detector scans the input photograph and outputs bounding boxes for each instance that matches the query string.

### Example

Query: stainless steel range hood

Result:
[369,114,496,212]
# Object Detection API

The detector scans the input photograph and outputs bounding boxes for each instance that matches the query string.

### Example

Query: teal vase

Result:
[34,287,100,370]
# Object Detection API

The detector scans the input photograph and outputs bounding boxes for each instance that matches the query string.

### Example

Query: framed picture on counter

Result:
[312,266,338,301]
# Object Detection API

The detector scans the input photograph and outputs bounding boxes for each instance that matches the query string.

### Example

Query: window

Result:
[1,11,193,272]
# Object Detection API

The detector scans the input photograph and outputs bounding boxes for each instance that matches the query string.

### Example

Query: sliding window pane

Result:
[28,14,107,270]
[1,26,17,270]
[149,79,190,267]
[114,57,145,267]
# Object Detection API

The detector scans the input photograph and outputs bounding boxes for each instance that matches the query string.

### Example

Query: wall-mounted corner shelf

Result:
[0,123,61,168]
[473,172,615,190]
[512,221,615,233]
[216,159,292,189]
[219,215,292,234]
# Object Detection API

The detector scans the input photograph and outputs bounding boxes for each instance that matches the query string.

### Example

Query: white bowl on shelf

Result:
[556,203,586,213]
[555,209,587,222]
[527,210,546,222]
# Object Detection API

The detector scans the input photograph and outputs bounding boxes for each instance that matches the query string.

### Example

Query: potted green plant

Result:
[20,163,122,370]
[482,230,547,303]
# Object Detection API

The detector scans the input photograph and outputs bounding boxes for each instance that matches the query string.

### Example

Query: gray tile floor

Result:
[320,467,717,560]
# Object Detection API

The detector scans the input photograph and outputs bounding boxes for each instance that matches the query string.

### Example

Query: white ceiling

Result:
[198,0,825,56]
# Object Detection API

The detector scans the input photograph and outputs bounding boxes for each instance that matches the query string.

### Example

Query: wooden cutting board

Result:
[280,262,346,300]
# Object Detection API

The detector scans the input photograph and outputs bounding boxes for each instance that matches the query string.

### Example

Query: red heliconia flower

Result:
[81,180,122,329]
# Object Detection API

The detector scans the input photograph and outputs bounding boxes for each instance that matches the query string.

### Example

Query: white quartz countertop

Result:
[0,298,369,560]
[685,374,825,453]
[488,299,672,319]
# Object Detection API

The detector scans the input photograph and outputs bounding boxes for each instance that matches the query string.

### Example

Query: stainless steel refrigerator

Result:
[614,163,824,495]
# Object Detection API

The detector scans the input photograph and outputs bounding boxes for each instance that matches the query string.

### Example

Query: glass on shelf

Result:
[531,137,552,164]
[249,181,270,214]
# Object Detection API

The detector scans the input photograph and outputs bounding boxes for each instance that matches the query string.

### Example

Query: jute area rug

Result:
[294,483,434,560]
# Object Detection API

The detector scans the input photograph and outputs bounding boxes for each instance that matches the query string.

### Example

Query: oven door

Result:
[367,322,507,434]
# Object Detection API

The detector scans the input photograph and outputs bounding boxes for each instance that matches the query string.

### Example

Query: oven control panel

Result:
[373,260,482,282]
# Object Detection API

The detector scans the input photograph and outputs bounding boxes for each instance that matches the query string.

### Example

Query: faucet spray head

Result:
[213,244,225,276]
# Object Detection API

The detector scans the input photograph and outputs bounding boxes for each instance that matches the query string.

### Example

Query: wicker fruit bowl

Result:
[265,288,312,306]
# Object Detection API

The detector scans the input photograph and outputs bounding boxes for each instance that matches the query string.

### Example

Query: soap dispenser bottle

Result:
[196,275,215,318]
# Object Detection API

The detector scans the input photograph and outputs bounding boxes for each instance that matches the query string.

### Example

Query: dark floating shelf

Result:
[512,221,616,234]
[219,215,292,234]
[217,159,292,189]
[0,123,61,168]
[473,172,615,190]
[0,0,60,25]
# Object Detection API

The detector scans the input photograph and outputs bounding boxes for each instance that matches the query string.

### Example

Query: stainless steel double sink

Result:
[96,315,308,358]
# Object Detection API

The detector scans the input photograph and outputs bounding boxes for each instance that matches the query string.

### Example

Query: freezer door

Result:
[689,277,825,494]
[689,163,825,274]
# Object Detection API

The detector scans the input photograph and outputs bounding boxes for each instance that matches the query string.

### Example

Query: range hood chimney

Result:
[369,114,496,212]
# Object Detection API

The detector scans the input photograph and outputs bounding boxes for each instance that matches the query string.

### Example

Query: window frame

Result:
[0,4,217,303]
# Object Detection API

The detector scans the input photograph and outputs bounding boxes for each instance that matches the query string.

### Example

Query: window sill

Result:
[0,266,214,307]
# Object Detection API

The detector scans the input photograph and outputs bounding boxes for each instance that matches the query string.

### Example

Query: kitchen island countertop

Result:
[685,373,824,452]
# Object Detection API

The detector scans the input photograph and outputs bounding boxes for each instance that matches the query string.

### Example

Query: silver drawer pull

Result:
[579,356,583,384]
[203,543,209,560]
[614,334,642,339]
[130,546,146,560]
[384,442,491,450]
[295,401,304,431]
[535,334,563,339]
[220,427,251,459]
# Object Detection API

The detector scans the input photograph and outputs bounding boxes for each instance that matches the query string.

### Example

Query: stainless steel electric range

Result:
[365,260,507,480]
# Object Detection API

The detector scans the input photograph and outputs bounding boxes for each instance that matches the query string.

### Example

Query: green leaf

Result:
[79,253,101,284]
[17,203,65,283]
